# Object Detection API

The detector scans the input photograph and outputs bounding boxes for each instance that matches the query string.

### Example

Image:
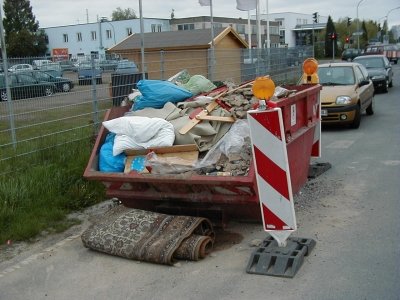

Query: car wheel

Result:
[62,83,71,92]
[366,98,374,116]
[351,104,361,129]
[45,87,53,97]
[1,90,7,101]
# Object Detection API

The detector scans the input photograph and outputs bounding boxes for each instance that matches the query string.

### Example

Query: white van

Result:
[32,59,52,70]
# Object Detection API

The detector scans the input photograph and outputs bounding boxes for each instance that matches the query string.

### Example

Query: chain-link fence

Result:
[0,46,312,175]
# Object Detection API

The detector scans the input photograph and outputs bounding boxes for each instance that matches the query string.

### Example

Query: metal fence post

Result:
[0,9,17,149]
[160,50,165,80]
[90,55,99,133]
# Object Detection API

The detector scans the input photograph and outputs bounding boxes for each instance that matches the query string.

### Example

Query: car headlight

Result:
[336,96,352,105]
[371,75,385,80]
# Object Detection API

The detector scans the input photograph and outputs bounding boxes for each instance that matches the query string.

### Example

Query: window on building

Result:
[90,51,99,59]
[280,30,285,44]
[236,24,246,34]
[296,18,301,25]
[106,29,112,39]
[270,27,278,35]
[157,24,162,32]
[91,31,97,41]
[63,34,68,43]
[303,19,307,24]
[126,27,133,35]
[276,19,284,27]
[77,32,82,42]
[177,23,195,31]
[213,23,222,29]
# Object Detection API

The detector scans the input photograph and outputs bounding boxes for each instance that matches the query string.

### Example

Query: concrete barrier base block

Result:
[246,235,316,278]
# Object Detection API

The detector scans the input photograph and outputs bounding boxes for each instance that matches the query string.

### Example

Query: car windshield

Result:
[318,66,355,86]
[354,57,384,68]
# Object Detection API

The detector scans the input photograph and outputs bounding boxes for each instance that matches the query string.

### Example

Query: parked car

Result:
[77,61,103,85]
[318,62,374,129]
[59,60,78,72]
[99,59,119,71]
[8,64,34,73]
[32,59,52,70]
[0,73,56,101]
[341,48,362,61]
[21,70,74,92]
[114,60,139,74]
[353,54,393,93]
[39,62,63,77]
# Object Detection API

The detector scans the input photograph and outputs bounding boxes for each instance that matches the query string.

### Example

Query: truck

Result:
[364,44,400,64]
[83,83,321,225]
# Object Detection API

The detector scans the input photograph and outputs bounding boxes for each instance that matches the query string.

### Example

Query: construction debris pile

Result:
[99,71,293,177]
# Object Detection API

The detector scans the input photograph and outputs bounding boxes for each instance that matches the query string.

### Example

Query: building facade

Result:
[42,16,281,58]
[43,13,330,58]
[258,12,328,47]
[43,18,170,59]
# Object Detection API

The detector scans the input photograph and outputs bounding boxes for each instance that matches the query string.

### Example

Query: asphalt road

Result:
[0,65,399,300]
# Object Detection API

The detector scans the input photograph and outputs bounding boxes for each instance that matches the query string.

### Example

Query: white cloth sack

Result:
[103,116,175,156]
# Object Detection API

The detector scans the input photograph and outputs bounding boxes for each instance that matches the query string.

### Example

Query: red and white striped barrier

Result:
[311,97,321,158]
[247,107,297,247]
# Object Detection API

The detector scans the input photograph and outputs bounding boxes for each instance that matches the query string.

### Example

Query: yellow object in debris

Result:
[302,58,319,84]
[252,76,275,100]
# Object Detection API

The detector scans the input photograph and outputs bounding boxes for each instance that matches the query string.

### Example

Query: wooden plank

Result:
[179,101,219,134]
[197,115,236,122]
[124,144,198,156]
[178,81,254,135]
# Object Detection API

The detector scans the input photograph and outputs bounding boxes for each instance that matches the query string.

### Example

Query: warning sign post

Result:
[246,83,321,277]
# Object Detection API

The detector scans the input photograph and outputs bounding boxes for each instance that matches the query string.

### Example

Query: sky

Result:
[24,0,400,29]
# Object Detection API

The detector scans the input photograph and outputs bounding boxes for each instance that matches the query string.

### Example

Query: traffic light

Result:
[328,32,338,40]
[345,36,350,43]
[347,17,352,27]
[313,12,318,23]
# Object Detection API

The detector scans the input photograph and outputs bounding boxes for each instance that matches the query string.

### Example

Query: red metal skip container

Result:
[83,84,321,224]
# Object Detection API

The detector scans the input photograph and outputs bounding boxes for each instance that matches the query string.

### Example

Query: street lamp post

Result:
[356,0,365,51]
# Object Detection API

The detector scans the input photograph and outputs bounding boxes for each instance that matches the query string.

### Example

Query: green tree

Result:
[325,16,338,58]
[361,21,368,48]
[111,7,137,21]
[2,0,47,57]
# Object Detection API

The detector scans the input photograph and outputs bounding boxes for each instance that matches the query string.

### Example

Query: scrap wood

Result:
[179,81,254,135]
[188,107,235,123]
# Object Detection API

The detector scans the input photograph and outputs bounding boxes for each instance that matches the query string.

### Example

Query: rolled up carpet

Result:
[81,205,214,265]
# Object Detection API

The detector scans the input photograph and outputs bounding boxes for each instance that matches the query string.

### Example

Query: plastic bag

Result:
[167,69,191,85]
[133,80,193,111]
[99,133,126,172]
[182,75,217,96]
[196,119,250,168]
